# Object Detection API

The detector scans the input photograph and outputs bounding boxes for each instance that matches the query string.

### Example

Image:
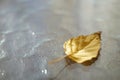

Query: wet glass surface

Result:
[0,0,120,80]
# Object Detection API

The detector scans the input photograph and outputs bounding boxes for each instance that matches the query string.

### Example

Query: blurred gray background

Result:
[0,0,120,80]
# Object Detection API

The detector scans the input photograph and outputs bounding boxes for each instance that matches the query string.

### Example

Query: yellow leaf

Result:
[63,31,101,63]
[48,32,101,65]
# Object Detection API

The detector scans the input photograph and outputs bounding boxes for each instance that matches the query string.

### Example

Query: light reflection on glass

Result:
[0,70,5,76]
[0,50,6,59]
[42,69,47,75]
[32,32,35,35]
[0,39,5,46]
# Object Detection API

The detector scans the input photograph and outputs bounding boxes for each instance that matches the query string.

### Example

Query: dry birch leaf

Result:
[64,31,101,63]
[48,32,101,65]
[49,32,101,79]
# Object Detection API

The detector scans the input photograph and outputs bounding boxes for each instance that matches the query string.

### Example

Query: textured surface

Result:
[0,0,120,80]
